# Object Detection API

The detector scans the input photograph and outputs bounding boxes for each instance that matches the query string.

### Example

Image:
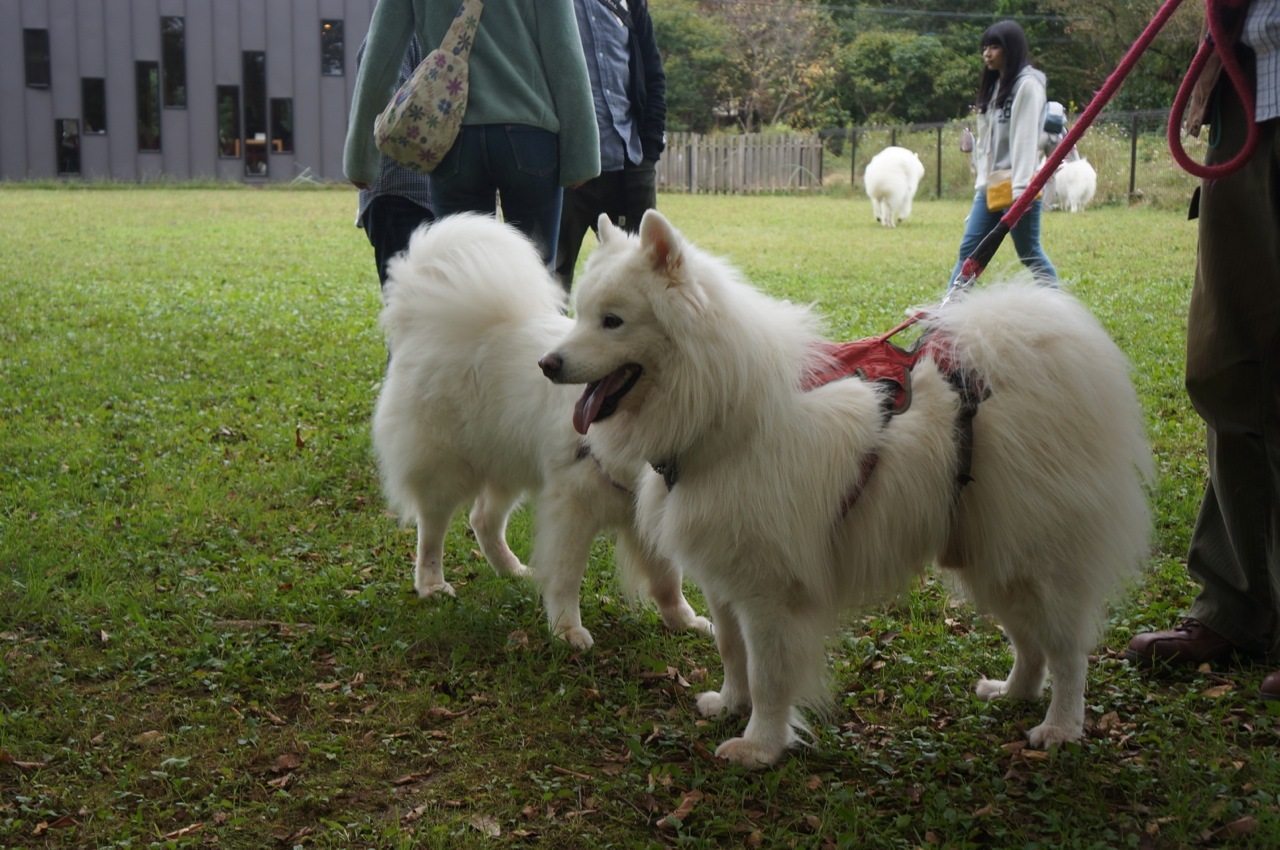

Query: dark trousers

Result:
[363,194,436,289]
[555,160,658,290]
[1185,64,1280,656]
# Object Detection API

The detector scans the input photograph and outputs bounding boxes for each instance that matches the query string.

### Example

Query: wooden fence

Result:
[656,132,824,194]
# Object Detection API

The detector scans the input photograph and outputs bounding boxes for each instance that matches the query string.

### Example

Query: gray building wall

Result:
[0,0,378,183]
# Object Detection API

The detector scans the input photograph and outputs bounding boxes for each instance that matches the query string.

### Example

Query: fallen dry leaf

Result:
[469,814,501,837]
[0,750,48,770]
[133,731,165,746]
[162,823,204,840]
[271,752,302,773]
[658,790,703,829]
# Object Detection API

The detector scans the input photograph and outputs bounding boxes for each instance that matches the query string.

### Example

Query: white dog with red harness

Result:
[541,210,1153,767]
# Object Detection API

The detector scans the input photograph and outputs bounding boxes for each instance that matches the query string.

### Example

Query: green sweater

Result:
[344,0,601,187]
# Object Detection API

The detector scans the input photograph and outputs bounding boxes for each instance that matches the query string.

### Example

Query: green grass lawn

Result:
[2,186,1276,849]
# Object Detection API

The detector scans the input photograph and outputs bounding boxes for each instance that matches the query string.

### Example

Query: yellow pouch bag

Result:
[985,169,1013,212]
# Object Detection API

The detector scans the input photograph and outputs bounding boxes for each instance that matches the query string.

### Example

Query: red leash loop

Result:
[1167,0,1259,178]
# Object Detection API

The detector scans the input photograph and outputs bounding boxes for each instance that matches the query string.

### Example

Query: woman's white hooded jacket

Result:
[972,65,1048,200]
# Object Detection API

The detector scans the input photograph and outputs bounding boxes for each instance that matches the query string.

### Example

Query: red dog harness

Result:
[804,322,985,517]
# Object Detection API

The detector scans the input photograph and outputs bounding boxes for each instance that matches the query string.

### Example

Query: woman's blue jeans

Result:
[428,124,564,268]
[949,192,1058,288]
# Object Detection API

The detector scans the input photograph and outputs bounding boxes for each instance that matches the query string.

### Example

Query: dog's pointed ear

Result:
[638,210,683,282]
[597,213,622,245]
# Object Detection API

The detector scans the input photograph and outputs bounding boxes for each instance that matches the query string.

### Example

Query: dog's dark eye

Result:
[602,314,623,330]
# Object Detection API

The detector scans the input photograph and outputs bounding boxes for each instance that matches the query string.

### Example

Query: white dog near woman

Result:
[864,146,925,227]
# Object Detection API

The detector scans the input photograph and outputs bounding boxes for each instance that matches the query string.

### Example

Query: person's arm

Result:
[540,0,601,186]
[632,1,666,162]
[1009,76,1046,198]
[343,0,415,186]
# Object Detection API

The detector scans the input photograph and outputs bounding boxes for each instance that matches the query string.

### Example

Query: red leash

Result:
[1168,0,1258,177]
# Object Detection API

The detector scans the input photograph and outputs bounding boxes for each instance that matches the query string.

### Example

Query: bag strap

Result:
[440,0,485,57]
[593,0,633,29]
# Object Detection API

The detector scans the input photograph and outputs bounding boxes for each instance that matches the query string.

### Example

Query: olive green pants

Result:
[1185,68,1280,657]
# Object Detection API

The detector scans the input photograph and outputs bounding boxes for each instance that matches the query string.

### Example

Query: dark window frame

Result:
[320,20,344,76]
[161,16,187,109]
[135,61,161,152]
[82,77,107,134]
[57,119,81,175]
[270,98,294,154]
[24,29,51,88]
[217,85,241,158]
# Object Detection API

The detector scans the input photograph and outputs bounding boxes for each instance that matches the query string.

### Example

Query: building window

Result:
[25,29,51,88]
[161,16,187,108]
[57,119,81,175]
[320,20,344,76]
[135,61,161,151]
[82,78,107,134]
[217,85,241,158]
[243,52,267,176]
[270,98,294,153]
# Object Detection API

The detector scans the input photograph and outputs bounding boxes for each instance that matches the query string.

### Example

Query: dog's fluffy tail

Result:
[380,213,565,352]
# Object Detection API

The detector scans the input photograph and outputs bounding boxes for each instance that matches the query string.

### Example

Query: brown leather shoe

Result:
[1125,618,1238,666]
[1262,670,1280,701]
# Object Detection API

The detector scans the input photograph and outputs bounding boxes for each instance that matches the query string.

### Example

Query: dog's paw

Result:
[696,691,731,718]
[696,690,749,718]
[556,626,594,652]
[688,615,714,637]
[663,611,714,637]
[492,560,531,579]
[415,580,457,599]
[714,736,783,769]
[975,677,1009,702]
[1027,722,1082,749]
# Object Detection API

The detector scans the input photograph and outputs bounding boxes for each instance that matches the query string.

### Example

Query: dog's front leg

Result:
[712,600,825,768]
[530,487,599,651]
[696,594,750,719]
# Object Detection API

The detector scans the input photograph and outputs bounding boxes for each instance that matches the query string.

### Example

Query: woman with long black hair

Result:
[949,20,1057,288]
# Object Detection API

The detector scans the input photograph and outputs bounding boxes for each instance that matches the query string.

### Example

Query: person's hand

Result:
[352,180,370,190]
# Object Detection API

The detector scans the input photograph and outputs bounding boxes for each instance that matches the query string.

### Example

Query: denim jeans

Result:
[949,191,1058,288]
[362,195,435,289]
[428,124,563,267]
[555,159,658,290]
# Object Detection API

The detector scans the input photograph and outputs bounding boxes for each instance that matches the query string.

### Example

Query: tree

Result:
[1040,0,1203,110]
[700,0,842,132]
[651,0,738,133]
[836,30,975,124]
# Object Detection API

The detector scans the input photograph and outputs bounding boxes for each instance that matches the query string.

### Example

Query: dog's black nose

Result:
[538,353,562,380]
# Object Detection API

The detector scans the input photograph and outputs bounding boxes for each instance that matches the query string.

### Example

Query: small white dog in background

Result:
[863,146,925,227]
[1055,157,1098,212]
[373,214,711,650]
[542,210,1152,767]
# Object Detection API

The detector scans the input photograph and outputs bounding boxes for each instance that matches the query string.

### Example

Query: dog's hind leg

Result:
[1029,649,1087,747]
[615,532,712,636]
[975,622,1047,703]
[469,484,530,579]
[974,611,1087,746]
[412,501,458,598]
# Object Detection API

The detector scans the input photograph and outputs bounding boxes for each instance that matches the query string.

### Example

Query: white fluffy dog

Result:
[1055,158,1097,212]
[541,211,1152,767]
[373,214,710,650]
[863,146,925,227]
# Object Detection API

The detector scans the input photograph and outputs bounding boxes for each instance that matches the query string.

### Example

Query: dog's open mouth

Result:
[573,365,642,435]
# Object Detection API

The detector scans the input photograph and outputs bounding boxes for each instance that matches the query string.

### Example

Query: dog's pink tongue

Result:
[573,383,605,435]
